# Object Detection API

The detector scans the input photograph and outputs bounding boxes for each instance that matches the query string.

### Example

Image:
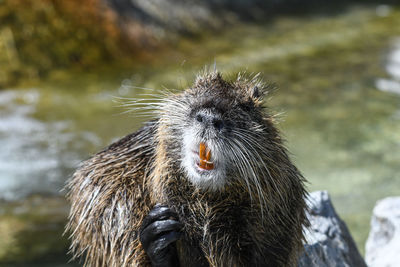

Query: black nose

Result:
[195,112,224,131]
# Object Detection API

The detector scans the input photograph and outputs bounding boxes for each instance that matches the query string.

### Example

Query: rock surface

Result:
[365,197,400,267]
[298,191,367,267]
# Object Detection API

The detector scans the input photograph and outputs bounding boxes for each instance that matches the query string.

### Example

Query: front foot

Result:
[139,204,183,267]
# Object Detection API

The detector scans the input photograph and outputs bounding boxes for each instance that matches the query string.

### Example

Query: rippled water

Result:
[376,37,400,94]
[0,89,99,200]
[1,4,400,263]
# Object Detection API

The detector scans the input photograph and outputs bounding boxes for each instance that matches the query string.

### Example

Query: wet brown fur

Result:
[66,71,308,266]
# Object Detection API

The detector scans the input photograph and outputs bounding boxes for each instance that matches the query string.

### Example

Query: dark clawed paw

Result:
[140,204,183,267]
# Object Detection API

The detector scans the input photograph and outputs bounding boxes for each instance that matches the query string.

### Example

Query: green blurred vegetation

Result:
[0,0,142,87]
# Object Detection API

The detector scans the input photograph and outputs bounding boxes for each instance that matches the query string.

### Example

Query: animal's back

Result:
[66,121,157,266]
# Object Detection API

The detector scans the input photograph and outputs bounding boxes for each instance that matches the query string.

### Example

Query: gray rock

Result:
[298,191,367,267]
[365,197,400,267]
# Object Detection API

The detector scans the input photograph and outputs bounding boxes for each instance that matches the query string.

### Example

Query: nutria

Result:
[66,71,308,267]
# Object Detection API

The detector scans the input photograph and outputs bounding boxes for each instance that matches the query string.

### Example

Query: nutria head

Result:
[156,72,274,192]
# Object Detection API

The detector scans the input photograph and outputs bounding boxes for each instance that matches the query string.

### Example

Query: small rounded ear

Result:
[250,86,261,99]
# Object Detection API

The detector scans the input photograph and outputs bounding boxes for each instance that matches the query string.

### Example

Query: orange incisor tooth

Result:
[205,162,214,170]
[200,143,206,160]
[206,148,211,161]
[199,143,214,170]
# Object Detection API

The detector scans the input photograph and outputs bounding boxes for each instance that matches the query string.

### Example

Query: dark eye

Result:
[196,114,203,123]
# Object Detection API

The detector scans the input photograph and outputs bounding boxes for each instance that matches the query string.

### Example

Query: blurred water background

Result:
[1,0,400,265]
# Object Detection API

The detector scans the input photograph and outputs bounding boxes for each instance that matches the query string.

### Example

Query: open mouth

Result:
[196,142,214,171]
